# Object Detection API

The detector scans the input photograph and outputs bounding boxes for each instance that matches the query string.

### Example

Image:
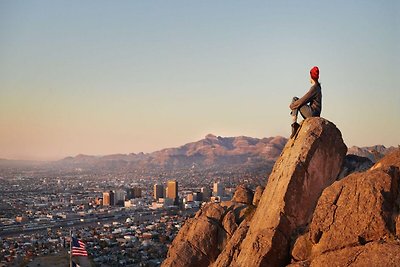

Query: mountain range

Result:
[53,134,288,172]
[0,134,396,172]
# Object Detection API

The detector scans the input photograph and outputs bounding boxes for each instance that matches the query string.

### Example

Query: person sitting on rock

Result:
[289,66,322,138]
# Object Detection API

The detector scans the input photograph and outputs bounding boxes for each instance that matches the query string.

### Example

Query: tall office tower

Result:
[167,180,179,205]
[153,184,164,201]
[103,191,114,206]
[128,187,142,199]
[213,182,224,197]
[114,189,126,206]
[201,187,211,201]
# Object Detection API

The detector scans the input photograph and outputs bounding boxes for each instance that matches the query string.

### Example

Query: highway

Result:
[0,209,168,237]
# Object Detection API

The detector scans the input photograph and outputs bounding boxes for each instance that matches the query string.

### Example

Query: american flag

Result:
[71,237,88,257]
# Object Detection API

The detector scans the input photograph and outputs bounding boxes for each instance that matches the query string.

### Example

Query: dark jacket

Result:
[291,83,322,116]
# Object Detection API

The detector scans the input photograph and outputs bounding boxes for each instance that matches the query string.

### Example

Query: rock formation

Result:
[289,148,400,266]
[163,118,400,267]
[161,185,255,267]
[162,118,347,266]
[231,118,347,267]
[231,184,254,204]
[252,185,264,206]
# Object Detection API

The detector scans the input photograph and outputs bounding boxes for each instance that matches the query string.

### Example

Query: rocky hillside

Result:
[54,135,288,171]
[162,117,400,266]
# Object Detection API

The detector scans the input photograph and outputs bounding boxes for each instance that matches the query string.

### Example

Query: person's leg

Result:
[290,97,300,138]
[290,97,299,123]
[299,105,313,119]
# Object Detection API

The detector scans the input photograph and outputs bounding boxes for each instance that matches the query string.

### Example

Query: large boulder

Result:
[309,168,399,256]
[288,242,400,267]
[371,148,400,170]
[290,148,400,266]
[161,215,224,267]
[231,184,254,205]
[162,186,254,267]
[230,117,347,267]
[309,242,400,267]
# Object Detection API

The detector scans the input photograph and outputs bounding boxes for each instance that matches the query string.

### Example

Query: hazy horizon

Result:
[1,1,399,161]
[0,133,397,162]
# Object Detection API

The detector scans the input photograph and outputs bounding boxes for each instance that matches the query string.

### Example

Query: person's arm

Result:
[290,85,317,110]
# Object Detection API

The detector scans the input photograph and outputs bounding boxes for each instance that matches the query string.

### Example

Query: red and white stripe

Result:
[72,240,88,256]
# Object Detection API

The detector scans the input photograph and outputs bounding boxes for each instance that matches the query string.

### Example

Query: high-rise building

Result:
[201,187,211,201]
[213,182,224,197]
[154,184,164,201]
[103,191,114,206]
[114,189,126,206]
[127,187,142,199]
[167,180,179,205]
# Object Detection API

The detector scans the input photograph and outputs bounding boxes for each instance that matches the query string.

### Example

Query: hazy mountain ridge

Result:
[54,134,288,171]
[0,136,396,171]
[347,145,398,162]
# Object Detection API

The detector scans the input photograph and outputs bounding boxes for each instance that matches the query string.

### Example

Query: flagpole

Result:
[69,229,72,267]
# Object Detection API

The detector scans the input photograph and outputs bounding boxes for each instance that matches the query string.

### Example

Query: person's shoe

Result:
[290,122,300,138]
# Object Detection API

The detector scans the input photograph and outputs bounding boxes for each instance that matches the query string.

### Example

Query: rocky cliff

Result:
[166,117,391,267]
[162,118,400,266]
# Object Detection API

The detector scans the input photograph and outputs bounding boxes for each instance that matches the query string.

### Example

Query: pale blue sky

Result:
[0,0,399,160]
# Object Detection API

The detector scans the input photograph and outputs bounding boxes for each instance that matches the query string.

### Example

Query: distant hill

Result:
[347,145,397,162]
[54,134,288,172]
[1,135,396,172]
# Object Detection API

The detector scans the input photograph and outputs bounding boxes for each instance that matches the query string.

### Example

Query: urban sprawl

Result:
[0,168,265,266]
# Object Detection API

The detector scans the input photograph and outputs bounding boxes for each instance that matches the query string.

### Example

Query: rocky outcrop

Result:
[161,186,255,267]
[371,148,400,170]
[288,242,400,267]
[164,117,367,267]
[308,242,400,267]
[211,219,252,267]
[231,185,254,204]
[163,116,400,267]
[290,148,400,266]
[252,186,264,206]
[309,169,398,255]
[230,118,347,267]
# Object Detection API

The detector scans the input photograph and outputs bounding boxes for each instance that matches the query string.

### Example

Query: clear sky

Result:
[1,0,399,160]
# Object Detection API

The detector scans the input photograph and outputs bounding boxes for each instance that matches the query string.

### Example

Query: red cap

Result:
[310,66,319,80]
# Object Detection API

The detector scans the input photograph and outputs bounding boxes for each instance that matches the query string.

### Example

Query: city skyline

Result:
[1,1,399,160]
